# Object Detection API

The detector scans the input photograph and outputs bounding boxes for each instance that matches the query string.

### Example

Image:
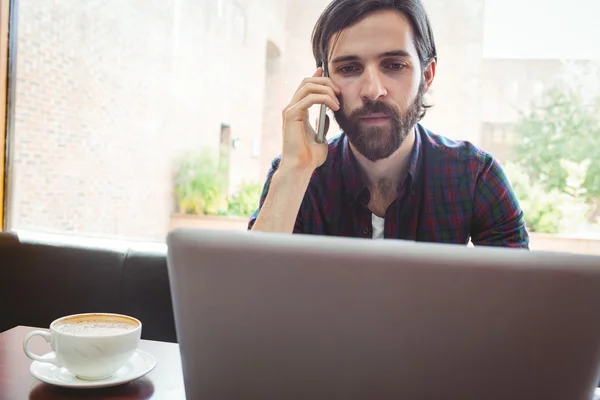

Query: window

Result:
[0,0,8,229]
[1,0,599,254]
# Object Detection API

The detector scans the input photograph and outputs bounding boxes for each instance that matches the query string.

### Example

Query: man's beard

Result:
[333,82,424,162]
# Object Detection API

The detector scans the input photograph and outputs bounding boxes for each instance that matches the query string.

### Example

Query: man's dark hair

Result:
[311,0,437,119]
[311,0,437,68]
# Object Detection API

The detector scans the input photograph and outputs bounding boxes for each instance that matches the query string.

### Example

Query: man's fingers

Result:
[284,70,342,126]
[295,70,341,95]
[291,83,338,106]
[286,94,340,122]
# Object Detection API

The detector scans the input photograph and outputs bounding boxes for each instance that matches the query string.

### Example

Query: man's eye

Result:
[340,66,358,74]
[388,63,406,70]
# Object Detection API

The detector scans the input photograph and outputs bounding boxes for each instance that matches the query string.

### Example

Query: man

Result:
[249,0,529,248]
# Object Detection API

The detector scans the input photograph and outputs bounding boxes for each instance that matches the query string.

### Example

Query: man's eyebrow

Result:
[330,50,411,64]
[380,50,411,58]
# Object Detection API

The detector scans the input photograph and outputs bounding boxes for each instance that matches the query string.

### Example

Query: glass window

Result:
[2,0,599,254]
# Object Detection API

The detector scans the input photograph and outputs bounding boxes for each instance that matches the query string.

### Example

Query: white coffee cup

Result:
[23,312,142,380]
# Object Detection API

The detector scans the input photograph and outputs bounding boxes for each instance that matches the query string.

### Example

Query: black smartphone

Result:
[316,59,329,144]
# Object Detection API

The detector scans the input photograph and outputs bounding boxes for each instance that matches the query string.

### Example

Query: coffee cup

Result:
[23,312,142,380]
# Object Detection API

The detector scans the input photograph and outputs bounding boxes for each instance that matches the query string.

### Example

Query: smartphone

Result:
[316,59,329,144]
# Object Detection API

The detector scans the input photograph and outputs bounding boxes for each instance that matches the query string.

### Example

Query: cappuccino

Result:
[24,312,142,380]
[56,315,138,336]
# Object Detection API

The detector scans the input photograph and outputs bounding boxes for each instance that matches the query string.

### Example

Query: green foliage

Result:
[173,150,262,218]
[227,181,262,217]
[513,86,600,201]
[173,149,227,216]
[509,84,600,233]
[503,161,589,234]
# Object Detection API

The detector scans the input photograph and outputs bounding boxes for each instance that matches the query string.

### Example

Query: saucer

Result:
[29,349,156,389]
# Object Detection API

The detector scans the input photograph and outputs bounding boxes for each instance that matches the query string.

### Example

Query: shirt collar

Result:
[341,124,423,205]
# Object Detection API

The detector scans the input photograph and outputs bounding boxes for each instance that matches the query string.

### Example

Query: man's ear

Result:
[423,59,436,93]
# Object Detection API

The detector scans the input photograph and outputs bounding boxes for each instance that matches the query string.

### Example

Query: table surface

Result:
[6,325,600,400]
[0,326,186,400]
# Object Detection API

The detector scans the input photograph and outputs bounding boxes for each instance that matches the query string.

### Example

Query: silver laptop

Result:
[166,228,600,400]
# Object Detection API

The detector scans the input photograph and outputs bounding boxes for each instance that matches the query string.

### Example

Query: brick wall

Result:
[10,0,286,240]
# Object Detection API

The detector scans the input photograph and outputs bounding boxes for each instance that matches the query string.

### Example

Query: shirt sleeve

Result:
[247,157,304,233]
[470,155,530,249]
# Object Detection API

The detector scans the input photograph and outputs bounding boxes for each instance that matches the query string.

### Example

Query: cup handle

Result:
[23,330,61,367]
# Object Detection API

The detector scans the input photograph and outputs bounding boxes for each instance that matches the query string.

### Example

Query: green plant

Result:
[503,161,590,234]
[513,85,600,201]
[173,149,227,216]
[227,181,262,217]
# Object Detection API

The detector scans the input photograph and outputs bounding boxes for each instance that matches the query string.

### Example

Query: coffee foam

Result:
[55,314,139,336]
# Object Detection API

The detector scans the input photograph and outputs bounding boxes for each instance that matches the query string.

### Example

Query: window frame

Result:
[0,0,14,232]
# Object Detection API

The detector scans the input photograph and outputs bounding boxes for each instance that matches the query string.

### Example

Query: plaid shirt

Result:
[249,123,529,249]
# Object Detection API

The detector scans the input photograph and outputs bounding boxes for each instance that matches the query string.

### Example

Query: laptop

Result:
[166,228,600,400]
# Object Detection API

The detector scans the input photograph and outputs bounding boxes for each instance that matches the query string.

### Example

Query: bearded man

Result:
[249,0,529,248]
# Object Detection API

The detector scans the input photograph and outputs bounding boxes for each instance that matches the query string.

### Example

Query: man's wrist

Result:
[276,162,315,183]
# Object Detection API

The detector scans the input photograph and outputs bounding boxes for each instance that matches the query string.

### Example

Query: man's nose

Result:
[360,67,387,101]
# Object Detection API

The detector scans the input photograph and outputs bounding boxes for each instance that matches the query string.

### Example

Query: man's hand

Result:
[280,67,341,174]
[250,68,341,234]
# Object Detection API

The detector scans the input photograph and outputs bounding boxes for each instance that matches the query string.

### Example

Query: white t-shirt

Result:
[371,214,385,239]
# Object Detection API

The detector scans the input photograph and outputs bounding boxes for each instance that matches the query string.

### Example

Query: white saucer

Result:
[29,349,156,389]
